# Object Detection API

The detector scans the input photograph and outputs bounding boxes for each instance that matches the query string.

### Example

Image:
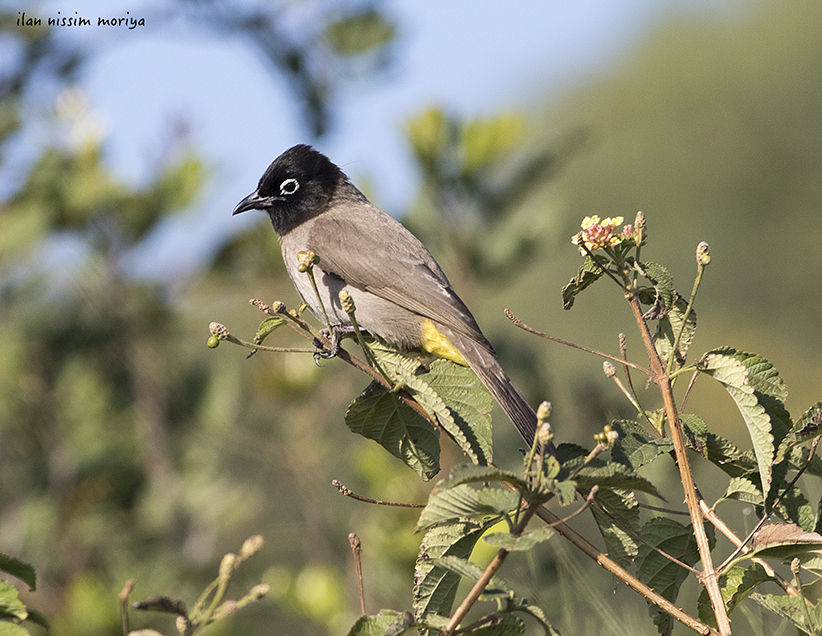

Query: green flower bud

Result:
[696,241,711,266]
[536,401,552,424]
[207,336,220,349]
[209,322,229,338]
[339,289,356,314]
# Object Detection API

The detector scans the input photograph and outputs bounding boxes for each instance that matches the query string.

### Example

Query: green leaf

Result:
[324,10,395,57]
[635,517,715,636]
[414,520,489,624]
[714,476,763,508]
[369,344,490,465]
[635,261,675,318]
[463,614,526,636]
[697,564,771,628]
[698,348,783,499]
[653,295,696,368]
[561,256,608,310]
[742,522,822,564]
[435,464,527,492]
[574,462,663,499]
[347,610,414,636]
[430,556,511,601]
[749,592,809,632]
[610,419,673,470]
[591,488,641,569]
[482,527,554,551]
[416,484,519,532]
[0,622,32,636]
[0,581,28,622]
[252,316,287,345]
[346,387,440,481]
[425,359,494,464]
[0,555,36,591]
[776,401,822,464]
[680,413,754,475]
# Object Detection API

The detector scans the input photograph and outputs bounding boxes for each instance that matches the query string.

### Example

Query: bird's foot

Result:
[313,325,355,365]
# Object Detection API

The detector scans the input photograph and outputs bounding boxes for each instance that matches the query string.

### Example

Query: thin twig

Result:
[528,494,718,636]
[591,501,700,575]
[680,367,700,412]
[627,294,731,635]
[332,480,426,508]
[349,533,366,615]
[504,309,651,375]
[545,486,599,527]
[442,497,543,636]
[638,503,691,516]
[698,496,798,597]
[119,579,135,636]
[718,436,821,574]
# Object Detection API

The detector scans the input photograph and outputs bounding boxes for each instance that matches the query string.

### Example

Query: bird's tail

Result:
[445,330,540,449]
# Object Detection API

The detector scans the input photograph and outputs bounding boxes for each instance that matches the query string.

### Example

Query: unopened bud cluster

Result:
[594,424,619,446]
[297,250,320,273]
[208,322,229,348]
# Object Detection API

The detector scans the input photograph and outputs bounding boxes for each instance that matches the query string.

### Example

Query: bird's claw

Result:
[312,325,355,365]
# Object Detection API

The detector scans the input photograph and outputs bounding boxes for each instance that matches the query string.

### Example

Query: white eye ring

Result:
[280,178,299,195]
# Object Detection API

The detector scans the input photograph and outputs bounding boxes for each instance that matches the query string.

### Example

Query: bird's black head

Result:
[233,144,344,235]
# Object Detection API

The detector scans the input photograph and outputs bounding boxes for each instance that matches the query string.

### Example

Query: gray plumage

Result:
[234,144,538,446]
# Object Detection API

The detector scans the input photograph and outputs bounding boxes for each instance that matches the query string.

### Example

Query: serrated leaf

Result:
[347,610,414,636]
[653,295,696,368]
[635,517,715,636]
[715,476,763,508]
[431,556,512,602]
[369,344,488,465]
[697,564,771,628]
[346,388,440,481]
[482,527,553,551]
[561,256,608,310]
[680,413,754,475]
[464,614,526,636]
[436,464,527,492]
[776,401,822,465]
[574,462,663,499]
[416,484,518,532]
[426,360,494,464]
[635,261,675,319]
[252,316,287,345]
[727,523,822,571]
[414,520,488,623]
[0,580,28,622]
[749,592,808,631]
[591,488,641,569]
[0,554,36,591]
[699,349,779,499]
[610,420,673,470]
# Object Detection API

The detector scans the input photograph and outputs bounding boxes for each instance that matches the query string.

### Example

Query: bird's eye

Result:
[280,178,299,196]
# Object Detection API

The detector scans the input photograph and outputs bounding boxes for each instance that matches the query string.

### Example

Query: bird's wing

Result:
[304,204,491,349]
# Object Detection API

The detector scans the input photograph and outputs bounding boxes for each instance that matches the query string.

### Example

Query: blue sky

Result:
[29,0,742,278]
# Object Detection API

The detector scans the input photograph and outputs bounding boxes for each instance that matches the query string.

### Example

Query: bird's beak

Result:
[232,191,267,215]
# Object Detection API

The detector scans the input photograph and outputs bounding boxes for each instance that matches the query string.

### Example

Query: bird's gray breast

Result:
[279,229,426,350]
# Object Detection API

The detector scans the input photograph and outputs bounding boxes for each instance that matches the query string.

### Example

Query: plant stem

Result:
[534,502,719,636]
[441,500,541,636]
[628,295,731,635]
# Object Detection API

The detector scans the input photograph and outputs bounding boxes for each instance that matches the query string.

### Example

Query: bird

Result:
[233,144,538,447]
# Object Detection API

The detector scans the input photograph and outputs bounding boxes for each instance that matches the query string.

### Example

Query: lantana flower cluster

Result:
[571,214,645,255]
